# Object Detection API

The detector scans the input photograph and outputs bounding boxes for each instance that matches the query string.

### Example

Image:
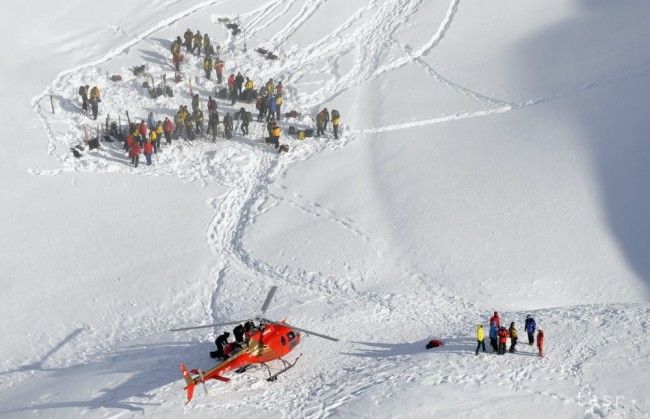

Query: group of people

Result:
[210,321,257,360]
[125,113,173,167]
[476,312,544,357]
[77,85,101,120]
[78,28,344,166]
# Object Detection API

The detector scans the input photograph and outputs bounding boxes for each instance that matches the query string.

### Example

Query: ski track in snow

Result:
[23,0,650,416]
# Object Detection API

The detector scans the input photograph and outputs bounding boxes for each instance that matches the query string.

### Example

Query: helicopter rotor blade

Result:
[262,319,339,342]
[170,320,247,332]
[260,286,278,315]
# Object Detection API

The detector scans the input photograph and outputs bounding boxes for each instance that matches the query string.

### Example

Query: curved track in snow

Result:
[24,0,650,416]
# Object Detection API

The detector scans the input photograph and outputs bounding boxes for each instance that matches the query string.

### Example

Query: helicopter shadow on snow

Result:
[344,337,476,358]
[0,329,212,415]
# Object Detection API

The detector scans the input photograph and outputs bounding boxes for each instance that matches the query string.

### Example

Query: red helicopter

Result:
[171,286,338,404]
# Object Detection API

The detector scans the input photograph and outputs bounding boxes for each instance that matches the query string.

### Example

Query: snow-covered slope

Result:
[0,0,648,418]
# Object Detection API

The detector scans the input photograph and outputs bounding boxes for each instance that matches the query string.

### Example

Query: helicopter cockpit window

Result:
[280,336,286,346]
[287,331,296,342]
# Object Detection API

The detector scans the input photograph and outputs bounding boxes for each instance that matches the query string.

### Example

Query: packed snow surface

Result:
[1,0,649,418]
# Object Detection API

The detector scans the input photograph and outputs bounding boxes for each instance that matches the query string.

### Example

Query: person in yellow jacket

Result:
[270,123,281,149]
[149,129,160,154]
[154,121,164,153]
[243,78,254,101]
[331,109,341,139]
[203,56,213,79]
[275,95,283,120]
[508,322,518,353]
[475,324,486,355]
[89,86,101,120]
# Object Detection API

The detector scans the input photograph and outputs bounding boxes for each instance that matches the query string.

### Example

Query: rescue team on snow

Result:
[473,312,544,357]
[76,28,342,167]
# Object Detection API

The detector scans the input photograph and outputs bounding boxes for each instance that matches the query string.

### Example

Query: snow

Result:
[1,0,649,418]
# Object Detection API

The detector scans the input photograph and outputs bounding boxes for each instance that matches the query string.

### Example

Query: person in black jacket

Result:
[210,332,230,359]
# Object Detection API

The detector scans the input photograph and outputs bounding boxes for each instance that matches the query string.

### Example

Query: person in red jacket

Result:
[214,59,225,84]
[138,120,148,146]
[128,140,141,167]
[489,311,500,328]
[497,326,509,355]
[143,139,154,165]
[163,117,174,145]
[537,329,544,357]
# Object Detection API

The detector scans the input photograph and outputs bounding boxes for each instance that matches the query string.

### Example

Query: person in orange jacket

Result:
[143,139,154,165]
[537,329,544,357]
[214,59,224,84]
[497,326,509,355]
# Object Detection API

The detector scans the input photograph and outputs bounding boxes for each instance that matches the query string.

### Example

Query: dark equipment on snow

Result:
[110,75,123,82]
[425,339,444,349]
[278,144,289,153]
[284,110,301,119]
[133,64,146,76]
[288,126,296,135]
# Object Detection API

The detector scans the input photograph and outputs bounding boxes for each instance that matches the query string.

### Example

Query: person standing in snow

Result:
[203,56,213,79]
[239,107,250,135]
[163,117,174,145]
[214,59,224,84]
[183,28,193,51]
[331,109,341,139]
[489,311,501,328]
[207,109,220,141]
[489,322,498,352]
[89,86,101,120]
[235,72,245,99]
[316,108,329,136]
[497,326,509,355]
[223,112,233,139]
[475,324,486,355]
[193,109,204,136]
[191,93,200,113]
[525,314,536,345]
[266,95,277,122]
[143,138,153,165]
[147,112,156,131]
[128,137,141,167]
[138,120,148,146]
[508,322,518,353]
[203,33,212,56]
[78,85,89,113]
[192,30,203,55]
[537,329,544,357]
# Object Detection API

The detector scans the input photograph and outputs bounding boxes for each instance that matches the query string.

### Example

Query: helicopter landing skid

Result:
[263,354,302,382]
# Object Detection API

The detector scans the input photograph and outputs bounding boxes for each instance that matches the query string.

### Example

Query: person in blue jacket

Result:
[489,323,498,352]
[266,94,277,121]
[525,314,536,345]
